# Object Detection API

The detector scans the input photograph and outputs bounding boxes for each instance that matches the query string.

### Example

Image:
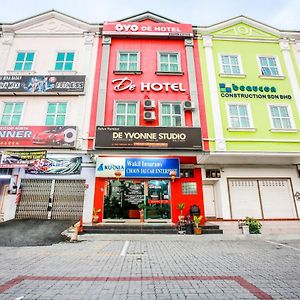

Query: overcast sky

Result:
[1,0,300,30]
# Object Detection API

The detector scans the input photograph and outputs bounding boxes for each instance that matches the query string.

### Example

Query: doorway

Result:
[203,185,216,218]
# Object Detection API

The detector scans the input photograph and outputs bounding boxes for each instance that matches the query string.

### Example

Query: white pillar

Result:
[202,35,226,151]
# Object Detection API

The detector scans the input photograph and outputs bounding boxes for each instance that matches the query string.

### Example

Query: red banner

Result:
[103,22,193,37]
[0,126,77,148]
[148,200,170,205]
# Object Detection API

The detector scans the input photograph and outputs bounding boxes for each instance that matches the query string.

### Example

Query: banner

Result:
[96,157,180,179]
[95,126,202,150]
[0,150,47,168]
[0,75,85,94]
[25,157,82,175]
[0,126,77,148]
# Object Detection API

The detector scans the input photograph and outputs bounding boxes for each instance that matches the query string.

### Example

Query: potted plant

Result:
[138,203,146,223]
[245,217,262,234]
[193,215,203,235]
[177,203,185,221]
[92,208,101,223]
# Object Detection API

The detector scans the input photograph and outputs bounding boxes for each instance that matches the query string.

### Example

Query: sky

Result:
[1,0,300,30]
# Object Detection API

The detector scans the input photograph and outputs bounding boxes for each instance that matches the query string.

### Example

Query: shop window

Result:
[220,55,243,75]
[55,52,75,71]
[46,102,67,126]
[0,102,23,125]
[117,51,140,71]
[160,103,183,127]
[158,52,181,73]
[258,56,281,76]
[114,101,138,126]
[182,182,197,195]
[269,105,293,129]
[180,169,194,178]
[206,169,221,178]
[14,52,35,71]
[228,104,251,128]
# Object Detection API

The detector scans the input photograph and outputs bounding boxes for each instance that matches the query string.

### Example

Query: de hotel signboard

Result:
[95,126,202,150]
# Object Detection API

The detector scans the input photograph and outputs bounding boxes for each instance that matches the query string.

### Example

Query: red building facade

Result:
[90,13,208,224]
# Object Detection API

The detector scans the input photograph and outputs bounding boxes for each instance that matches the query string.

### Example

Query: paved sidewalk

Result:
[0,235,299,299]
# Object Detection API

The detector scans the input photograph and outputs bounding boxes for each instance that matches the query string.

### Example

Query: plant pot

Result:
[242,225,249,235]
[194,227,202,235]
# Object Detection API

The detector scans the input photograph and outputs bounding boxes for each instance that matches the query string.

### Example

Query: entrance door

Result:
[203,185,216,218]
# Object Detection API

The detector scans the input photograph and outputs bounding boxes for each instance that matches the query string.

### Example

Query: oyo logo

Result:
[115,23,139,32]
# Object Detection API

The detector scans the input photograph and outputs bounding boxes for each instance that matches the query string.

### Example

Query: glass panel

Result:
[45,115,55,125]
[270,107,279,117]
[223,65,231,74]
[14,63,23,71]
[172,105,181,114]
[229,105,238,116]
[47,103,57,113]
[57,103,67,113]
[119,53,128,62]
[231,117,240,128]
[230,56,238,65]
[162,116,171,126]
[119,63,127,71]
[129,54,137,62]
[238,105,247,116]
[129,63,137,71]
[16,52,25,61]
[270,67,279,76]
[11,115,21,125]
[260,57,268,66]
[169,54,178,62]
[170,64,179,72]
[279,106,289,117]
[232,66,240,74]
[57,52,65,61]
[26,52,34,61]
[55,62,63,70]
[0,116,10,125]
[14,103,23,113]
[64,62,73,70]
[127,116,136,126]
[66,52,74,61]
[182,182,197,195]
[160,54,168,62]
[273,118,282,128]
[127,104,136,114]
[23,63,32,70]
[282,118,291,128]
[261,67,271,76]
[240,117,250,128]
[268,57,276,67]
[117,103,126,114]
[56,115,65,125]
[162,104,170,114]
[173,116,182,126]
[221,56,230,64]
[3,104,13,114]
[160,63,169,72]
[116,115,125,126]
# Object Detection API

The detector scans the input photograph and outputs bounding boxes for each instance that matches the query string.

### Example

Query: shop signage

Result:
[0,126,77,148]
[0,150,46,168]
[148,200,169,204]
[96,157,180,179]
[219,83,292,99]
[0,75,85,94]
[103,22,193,37]
[95,126,202,150]
[112,77,186,93]
[25,157,82,175]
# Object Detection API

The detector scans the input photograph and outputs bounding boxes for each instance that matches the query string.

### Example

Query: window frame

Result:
[116,51,141,73]
[219,54,244,76]
[54,51,76,71]
[257,55,283,77]
[157,51,182,73]
[113,100,139,126]
[226,102,254,130]
[268,104,295,130]
[159,101,184,127]
[14,51,36,71]
[45,102,68,126]
[0,102,24,126]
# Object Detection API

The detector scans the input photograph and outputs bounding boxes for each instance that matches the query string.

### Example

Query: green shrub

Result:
[245,217,262,234]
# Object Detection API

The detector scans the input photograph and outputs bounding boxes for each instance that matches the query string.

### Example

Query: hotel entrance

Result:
[104,179,171,220]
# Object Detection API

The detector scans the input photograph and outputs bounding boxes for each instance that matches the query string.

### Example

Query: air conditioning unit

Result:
[184,100,194,110]
[144,99,156,110]
[144,111,156,121]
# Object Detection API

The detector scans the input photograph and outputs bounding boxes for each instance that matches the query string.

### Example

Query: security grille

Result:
[16,179,85,220]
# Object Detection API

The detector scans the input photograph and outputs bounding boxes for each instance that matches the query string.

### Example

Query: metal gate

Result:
[15,179,85,220]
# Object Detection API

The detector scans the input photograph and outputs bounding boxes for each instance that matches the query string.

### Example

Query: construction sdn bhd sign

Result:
[103,22,193,37]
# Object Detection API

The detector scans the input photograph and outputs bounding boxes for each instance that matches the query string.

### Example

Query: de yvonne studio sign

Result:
[96,126,202,150]
[96,157,180,179]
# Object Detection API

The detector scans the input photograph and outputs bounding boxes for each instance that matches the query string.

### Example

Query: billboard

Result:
[0,75,85,94]
[95,126,202,150]
[0,126,77,148]
[96,157,180,179]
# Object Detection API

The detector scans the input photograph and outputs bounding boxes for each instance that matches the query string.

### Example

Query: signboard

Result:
[103,22,193,37]
[95,126,202,150]
[0,75,85,94]
[0,150,46,168]
[25,157,82,175]
[0,126,77,148]
[123,182,145,204]
[96,157,180,179]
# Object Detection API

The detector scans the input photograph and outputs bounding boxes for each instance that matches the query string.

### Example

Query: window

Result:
[46,102,67,126]
[259,56,280,76]
[117,52,139,71]
[0,103,23,125]
[182,182,197,195]
[158,52,180,72]
[14,52,35,71]
[269,105,292,129]
[228,104,251,128]
[160,103,183,127]
[115,102,137,126]
[55,52,75,71]
[220,55,242,75]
